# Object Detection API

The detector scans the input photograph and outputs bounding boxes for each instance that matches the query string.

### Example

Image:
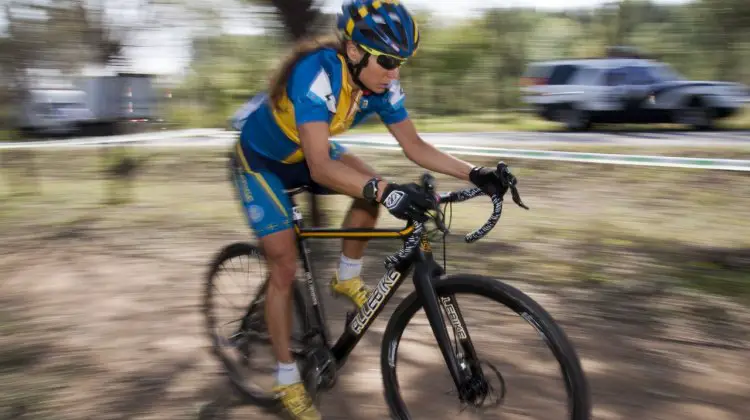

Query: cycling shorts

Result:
[229,141,348,238]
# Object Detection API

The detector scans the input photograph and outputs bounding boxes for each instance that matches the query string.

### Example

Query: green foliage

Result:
[166,0,750,128]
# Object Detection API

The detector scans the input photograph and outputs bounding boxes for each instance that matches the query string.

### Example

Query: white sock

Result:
[338,254,363,281]
[276,361,301,386]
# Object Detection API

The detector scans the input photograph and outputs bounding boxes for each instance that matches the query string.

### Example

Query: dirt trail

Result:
[2,224,749,420]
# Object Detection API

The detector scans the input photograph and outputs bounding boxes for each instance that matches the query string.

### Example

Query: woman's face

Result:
[346,42,401,94]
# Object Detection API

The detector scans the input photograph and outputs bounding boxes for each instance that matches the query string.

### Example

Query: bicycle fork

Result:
[412,249,484,403]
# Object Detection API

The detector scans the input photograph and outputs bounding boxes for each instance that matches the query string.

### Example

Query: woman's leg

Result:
[229,147,320,419]
[326,151,383,308]
[337,151,381,258]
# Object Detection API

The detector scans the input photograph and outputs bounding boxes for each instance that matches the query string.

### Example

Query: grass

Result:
[349,112,561,133]
[3,146,750,303]
[0,128,19,141]
[347,109,750,134]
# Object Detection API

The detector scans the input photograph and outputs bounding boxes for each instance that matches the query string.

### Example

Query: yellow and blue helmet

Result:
[337,0,420,61]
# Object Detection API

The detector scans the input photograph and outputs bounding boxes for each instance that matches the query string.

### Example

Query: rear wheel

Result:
[203,242,309,406]
[674,97,715,130]
[555,105,592,131]
[381,274,590,420]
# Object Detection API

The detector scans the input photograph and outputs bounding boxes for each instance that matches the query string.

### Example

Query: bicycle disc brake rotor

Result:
[448,359,506,411]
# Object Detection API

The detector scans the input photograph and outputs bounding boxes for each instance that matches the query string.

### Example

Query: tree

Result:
[696,0,750,81]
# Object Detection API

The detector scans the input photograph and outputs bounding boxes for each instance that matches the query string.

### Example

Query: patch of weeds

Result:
[678,260,750,303]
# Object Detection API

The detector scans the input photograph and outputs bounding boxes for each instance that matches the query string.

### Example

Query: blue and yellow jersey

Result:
[230,47,409,165]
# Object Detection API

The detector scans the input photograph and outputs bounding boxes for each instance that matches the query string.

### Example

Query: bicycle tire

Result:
[203,241,308,407]
[380,274,591,420]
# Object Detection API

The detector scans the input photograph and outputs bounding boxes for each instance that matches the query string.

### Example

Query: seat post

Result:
[288,193,305,229]
[284,186,323,228]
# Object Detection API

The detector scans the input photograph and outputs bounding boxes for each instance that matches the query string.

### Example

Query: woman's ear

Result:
[345,41,363,63]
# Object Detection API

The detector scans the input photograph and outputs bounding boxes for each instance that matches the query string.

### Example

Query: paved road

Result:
[170,129,750,149]
[2,129,749,150]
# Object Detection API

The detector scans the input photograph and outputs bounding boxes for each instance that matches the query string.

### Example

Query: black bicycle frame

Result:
[290,199,482,394]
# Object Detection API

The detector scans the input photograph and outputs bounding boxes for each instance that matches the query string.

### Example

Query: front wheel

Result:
[381,274,590,420]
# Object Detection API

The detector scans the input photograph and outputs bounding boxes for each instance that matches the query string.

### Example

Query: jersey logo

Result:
[387,81,405,107]
[308,70,337,113]
[230,93,267,131]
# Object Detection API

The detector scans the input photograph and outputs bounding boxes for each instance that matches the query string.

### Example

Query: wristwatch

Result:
[362,177,381,204]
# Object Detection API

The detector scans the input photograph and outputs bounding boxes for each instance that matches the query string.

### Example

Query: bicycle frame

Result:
[289,199,481,394]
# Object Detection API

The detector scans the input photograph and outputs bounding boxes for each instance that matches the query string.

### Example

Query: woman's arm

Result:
[299,121,388,200]
[386,118,475,181]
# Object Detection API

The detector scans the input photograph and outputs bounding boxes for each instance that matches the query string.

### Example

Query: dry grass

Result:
[2,145,750,420]
[3,146,750,299]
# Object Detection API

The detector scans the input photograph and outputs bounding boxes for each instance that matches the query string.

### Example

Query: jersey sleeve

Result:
[376,80,409,125]
[286,53,337,125]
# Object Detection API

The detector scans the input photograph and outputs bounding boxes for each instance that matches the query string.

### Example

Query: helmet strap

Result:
[346,51,371,92]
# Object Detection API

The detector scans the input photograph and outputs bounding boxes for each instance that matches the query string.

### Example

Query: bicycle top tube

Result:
[294,224,415,239]
[289,166,528,248]
[290,185,484,240]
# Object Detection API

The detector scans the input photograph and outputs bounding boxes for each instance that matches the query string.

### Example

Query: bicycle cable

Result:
[442,200,453,274]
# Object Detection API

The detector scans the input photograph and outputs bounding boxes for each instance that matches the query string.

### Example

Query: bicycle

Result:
[203,162,591,419]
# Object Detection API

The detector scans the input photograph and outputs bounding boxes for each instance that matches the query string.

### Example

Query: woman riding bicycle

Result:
[228,0,509,418]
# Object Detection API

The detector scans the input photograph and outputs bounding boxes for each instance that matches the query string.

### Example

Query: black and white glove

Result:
[469,162,529,209]
[469,162,517,196]
[379,182,436,222]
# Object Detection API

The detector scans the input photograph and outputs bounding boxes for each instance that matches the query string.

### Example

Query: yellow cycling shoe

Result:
[330,272,371,309]
[273,382,321,420]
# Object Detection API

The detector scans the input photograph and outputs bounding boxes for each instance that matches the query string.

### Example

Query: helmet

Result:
[337,0,420,59]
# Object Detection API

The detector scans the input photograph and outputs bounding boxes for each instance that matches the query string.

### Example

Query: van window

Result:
[547,65,579,85]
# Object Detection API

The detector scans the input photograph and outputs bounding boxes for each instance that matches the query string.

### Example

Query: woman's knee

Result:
[353,197,381,219]
[260,229,299,288]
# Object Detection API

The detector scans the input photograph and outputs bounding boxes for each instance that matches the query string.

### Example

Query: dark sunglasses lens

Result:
[377,55,403,70]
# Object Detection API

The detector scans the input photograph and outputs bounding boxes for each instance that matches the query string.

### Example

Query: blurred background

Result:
[0,0,748,135]
[1,1,750,419]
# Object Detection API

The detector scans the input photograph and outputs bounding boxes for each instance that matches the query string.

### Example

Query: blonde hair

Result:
[268,35,347,112]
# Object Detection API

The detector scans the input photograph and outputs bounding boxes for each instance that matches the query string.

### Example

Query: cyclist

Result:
[228,0,510,418]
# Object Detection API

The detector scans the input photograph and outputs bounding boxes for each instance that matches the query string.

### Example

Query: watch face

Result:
[364,179,377,200]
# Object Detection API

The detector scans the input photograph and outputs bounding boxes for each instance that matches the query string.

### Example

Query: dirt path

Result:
[2,223,749,420]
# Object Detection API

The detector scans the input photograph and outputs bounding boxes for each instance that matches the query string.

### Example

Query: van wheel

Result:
[674,97,715,130]
[556,106,592,131]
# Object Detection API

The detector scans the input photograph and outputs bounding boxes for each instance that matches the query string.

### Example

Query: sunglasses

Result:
[375,54,405,70]
[359,44,406,70]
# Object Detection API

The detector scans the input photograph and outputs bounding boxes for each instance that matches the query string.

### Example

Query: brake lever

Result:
[497,162,529,210]
[431,206,449,234]
[420,172,450,234]
[510,186,529,210]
